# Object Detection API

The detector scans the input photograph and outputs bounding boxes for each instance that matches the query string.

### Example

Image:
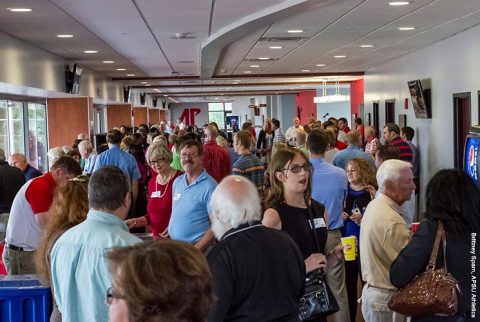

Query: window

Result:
[208,102,232,130]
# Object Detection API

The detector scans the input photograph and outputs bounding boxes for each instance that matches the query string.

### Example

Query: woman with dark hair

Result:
[256,118,274,165]
[262,147,329,322]
[390,169,480,321]
[107,240,214,322]
[341,158,377,322]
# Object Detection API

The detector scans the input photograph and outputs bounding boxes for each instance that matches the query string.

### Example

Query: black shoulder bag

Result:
[298,197,340,320]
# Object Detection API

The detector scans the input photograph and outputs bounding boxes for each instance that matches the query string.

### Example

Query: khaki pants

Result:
[361,284,406,322]
[325,229,350,322]
[2,245,36,275]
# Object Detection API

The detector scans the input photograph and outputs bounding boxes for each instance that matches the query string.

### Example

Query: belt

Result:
[8,244,33,252]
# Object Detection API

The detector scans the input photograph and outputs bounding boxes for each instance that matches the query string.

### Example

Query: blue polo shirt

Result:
[332,145,375,170]
[93,145,140,181]
[169,169,217,243]
[310,157,347,230]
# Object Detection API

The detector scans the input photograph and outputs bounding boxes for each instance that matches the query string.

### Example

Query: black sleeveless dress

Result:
[272,198,328,322]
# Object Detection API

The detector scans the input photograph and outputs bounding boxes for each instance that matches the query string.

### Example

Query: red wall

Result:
[295,91,316,124]
[350,79,364,115]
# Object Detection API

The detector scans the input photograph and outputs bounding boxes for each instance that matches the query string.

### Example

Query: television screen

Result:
[226,115,239,132]
[464,135,480,186]
[408,80,430,119]
[65,64,82,94]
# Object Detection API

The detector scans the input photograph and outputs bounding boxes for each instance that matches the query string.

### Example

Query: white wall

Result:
[0,31,123,101]
[364,23,480,212]
[316,101,351,123]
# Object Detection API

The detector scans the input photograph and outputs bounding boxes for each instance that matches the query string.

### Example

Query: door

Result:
[373,101,379,137]
[385,99,395,124]
[453,92,471,169]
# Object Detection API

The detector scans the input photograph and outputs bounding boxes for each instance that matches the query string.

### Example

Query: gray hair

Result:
[48,147,65,166]
[209,176,261,238]
[146,142,173,166]
[88,166,130,211]
[377,159,412,193]
[78,140,93,152]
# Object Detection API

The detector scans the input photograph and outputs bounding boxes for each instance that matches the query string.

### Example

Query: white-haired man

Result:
[360,159,415,322]
[207,176,305,322]
[78,140,97,175]
[285,116,304,146]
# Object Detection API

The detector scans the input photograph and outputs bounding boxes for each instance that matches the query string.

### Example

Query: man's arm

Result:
[194,229,215,251]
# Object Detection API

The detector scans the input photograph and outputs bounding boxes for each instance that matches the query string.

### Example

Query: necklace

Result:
[153,170,175,198]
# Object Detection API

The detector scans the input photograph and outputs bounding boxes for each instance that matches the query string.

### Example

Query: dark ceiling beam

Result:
[130,80,350,89]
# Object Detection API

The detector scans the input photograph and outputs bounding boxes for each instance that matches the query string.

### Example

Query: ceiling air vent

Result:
[259,37,308,42]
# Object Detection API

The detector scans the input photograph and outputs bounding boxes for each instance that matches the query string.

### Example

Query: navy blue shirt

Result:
[23,164,43,181]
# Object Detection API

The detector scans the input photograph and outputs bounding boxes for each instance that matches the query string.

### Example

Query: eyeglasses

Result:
[180,153,199,159]
[281,164,312,174]
[106,286,123,305]
[149,158,166,165]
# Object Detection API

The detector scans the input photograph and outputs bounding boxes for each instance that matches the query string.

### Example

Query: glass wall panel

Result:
[0,100,7,155]
[28,103,48,172]
[8,101,25,156]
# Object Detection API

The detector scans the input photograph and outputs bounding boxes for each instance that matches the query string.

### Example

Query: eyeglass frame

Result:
[106,286,124,305]
[149,158,166,165]
[279,163,312,174]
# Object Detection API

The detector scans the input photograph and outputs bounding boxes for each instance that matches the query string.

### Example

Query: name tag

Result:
[310,218,326,229]
[173,193,181,201]
[151,191,161,198]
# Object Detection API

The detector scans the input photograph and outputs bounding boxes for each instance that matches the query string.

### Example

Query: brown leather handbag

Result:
[388,221,462,317]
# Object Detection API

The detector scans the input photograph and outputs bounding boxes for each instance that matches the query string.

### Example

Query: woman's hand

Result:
[366,185,376,200]
[159,228,169,239]
[342,211,349,221]
[328,244,345,261]
[305,253,327,273]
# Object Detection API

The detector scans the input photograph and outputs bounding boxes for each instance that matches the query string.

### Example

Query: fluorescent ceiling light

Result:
[7,8,32,12]
[389,1,410,6]
[57,34,74,38]
[141,81,148,84]
[334,55,346,58]
[360,44,374,48]
[103,61,114,64]
[126,74,135,77]
[84,50,98,54]
[287,29,304,33]
[145,84,151,87]
[250,65,260,68]
[314,94,350,103]
[243,71,252,74]
[163,95,168,97]
[269,46,283,49]
[316,64,326,67]
[116,68,126,71]
[258,57,270,60]
[302,69,311,72]
[398,27,415,30]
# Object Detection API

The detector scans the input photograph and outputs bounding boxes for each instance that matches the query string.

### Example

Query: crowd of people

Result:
[0,115,478,322]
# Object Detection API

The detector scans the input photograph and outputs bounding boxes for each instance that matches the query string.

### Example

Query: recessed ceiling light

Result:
[244,71,252,74]
[84,50,98,54]
[126,74,135,77]
[398,27,415,31]
[287,29,304,33]
[316,64,326,67]
[334,55,346,58]
[141,81,148,84]
[258,57,270,60]
[360,44,374,48]
[163,95,168,97]
[57,34,74,38]
[388,1,410,6]
[302,69,311,72]
[269,46,283,49]
[116,68,126,71]
[250,65,260,68]
[7,8,32,12]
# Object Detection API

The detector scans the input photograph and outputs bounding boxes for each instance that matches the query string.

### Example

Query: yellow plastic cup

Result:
[341,236,357,261]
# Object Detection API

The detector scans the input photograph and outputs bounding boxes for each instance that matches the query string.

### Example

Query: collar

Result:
[182,169,209,186]
[309,156,326,164]
[389,136,402,144]
[220,221,263,241]
[376,193,405,216]
[109,144,120,150]
[87,209,130,231]
[347,144,361,150]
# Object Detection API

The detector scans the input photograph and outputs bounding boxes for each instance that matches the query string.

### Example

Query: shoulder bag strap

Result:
[441,224,448,271]
[304,196,324,254]
[427,221,444,271]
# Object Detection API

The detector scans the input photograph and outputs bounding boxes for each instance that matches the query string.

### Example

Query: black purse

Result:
[298,198,340,320]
